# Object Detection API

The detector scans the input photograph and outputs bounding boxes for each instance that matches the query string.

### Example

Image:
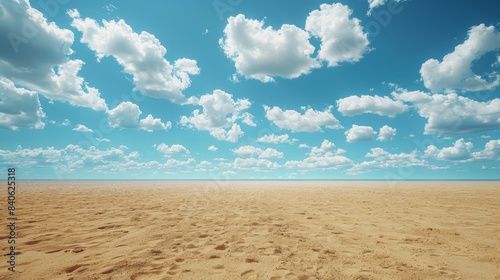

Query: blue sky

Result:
[1,0,500,180]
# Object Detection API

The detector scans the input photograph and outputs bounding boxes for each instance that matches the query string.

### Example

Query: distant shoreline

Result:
[15,179,500,182]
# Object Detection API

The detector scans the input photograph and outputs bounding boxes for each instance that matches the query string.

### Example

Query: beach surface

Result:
[0,181,499,279]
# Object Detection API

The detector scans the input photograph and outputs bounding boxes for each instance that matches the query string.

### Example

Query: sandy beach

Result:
[0,181,499,279]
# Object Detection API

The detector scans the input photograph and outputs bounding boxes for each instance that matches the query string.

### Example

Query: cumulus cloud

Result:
[425,139,473,161]
[345,125,377,142]
[155,143,190,155]
[208,145,218,152]
[474,140,500,161]
[420,24,500,93]
[0,78,45,130]
[305,3,370,67]
[233,145,262,157]
[347,148,428,175]
[310,140,335,156]
[107,102,171,132]
[264,105,342,132]
[0,144,139,172]
[260,148,284,159]
[285,140,352,170]
[0,144,200,175]
[367,0,407,15]
[219,4,370,82]
[336,95,408,117]
[69,9,199,102]
[393,90,500,135]
[232,145,283,159]
[73,124,93,133]
[180,89,253,142]
[161,158,196,169]
[425,138,500,162]
[377,125,396,141]
[227,158,280,171]
[257,134,292,144]
[0,1,107,111]
[219,14,319,83]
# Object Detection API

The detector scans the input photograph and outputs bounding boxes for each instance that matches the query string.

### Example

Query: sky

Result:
[1,0,500,180]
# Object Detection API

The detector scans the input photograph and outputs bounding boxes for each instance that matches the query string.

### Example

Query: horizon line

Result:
[15,179,500,182]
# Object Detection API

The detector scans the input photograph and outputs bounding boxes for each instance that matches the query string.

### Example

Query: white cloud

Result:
[336,95,408,117]
[227,158,280,171]
[219,14,319,82]
[107,102,171,132]
[139,114,171,132]
[61,119,71,126]
[233,145,262,157]
[260,148,284,159]
[208,145,218,152]
[367,0,407,15]
[285,140,352,170]
[310,140,335,156]
[345,125,377,142]
[264,105,342,132]
[73,124,93,133]
[0,144,139,172]
[180,89,252,142]
[420,24,500,93]
[394,90,500,135]
[475,139,500,160]
[482,165,500,170]
[219,4,370,82]
[232,145,283,159]
[377,125,396,141]
[347,148,428,175]
[299,144,310,149]
[96,138,110,143]
[160,158,196,169]
[425,138,500,162]
[241,112,256,127]
[285,155,352,170]
[0,78,45,130]
[0,144,197,175]
[69,9,199,103]
[305,3,370,67]
[40,59,108,110]
[257,134,291,144]
[425,139,473,161]
[0,1,107,111]
[209,123,243,143]
[155,143,190,155]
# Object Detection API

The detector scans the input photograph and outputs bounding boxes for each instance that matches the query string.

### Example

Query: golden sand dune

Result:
[1,181,499,279]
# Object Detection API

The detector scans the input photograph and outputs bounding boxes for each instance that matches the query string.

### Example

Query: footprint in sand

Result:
[101,268,115,274]
[167,264,181,276]
[64,264,87,273]
[25,239,43,245]
[241,269,259,279]
[215,244,227,250]
[212,264,225,274]
[72,248,85,253]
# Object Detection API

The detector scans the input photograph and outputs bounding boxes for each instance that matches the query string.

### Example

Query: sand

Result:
[0,181,499,280]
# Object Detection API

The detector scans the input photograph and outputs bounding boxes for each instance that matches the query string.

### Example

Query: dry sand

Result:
[0,181,499,280]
